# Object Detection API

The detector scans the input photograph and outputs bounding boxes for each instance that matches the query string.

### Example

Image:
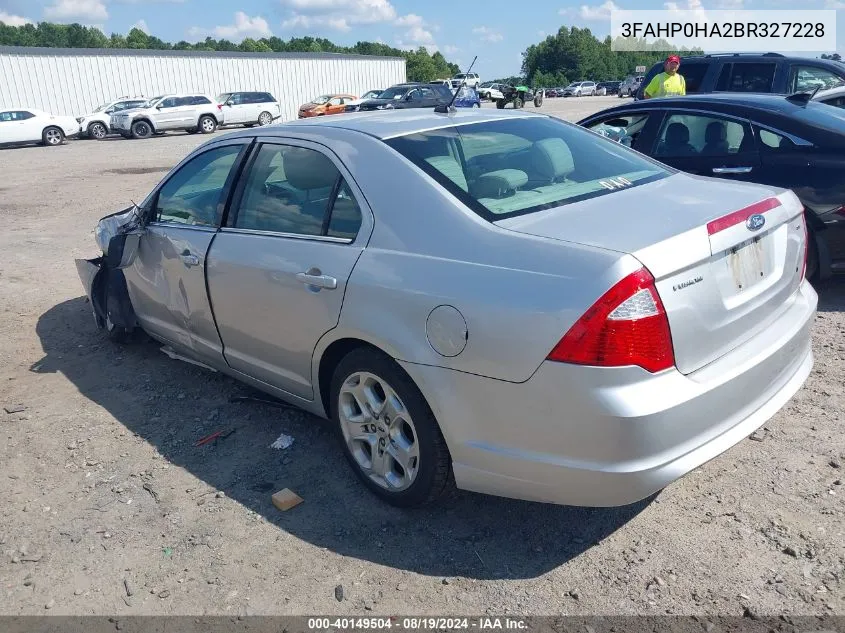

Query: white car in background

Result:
[451,72,481,89]
[216,91,282,127]
[77,97,147,140]
[812,84,845,109]
[477,82,506,101]
[0,108,79,147]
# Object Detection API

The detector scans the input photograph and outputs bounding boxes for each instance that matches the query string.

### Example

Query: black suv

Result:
[354,83,454,112]
[635,53,845,100]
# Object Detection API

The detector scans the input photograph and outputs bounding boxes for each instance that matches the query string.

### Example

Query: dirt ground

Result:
[1,96,844,617]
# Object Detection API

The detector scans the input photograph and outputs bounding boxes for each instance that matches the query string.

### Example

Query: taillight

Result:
[800,211,809,281]
[547,267,675,373]
[217,104,223,110]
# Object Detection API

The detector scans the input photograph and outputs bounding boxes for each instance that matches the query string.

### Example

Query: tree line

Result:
[521,27,705,88]
[0,21,460,82]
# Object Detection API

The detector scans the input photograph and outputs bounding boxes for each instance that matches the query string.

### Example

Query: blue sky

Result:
[0,0,842,78]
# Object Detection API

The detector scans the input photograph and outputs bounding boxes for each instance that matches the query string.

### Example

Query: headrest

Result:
[666,122,690,144]
[283,148,338,190]
[473,169,528,199]
[705,121,727,143]
[532,138,575,182]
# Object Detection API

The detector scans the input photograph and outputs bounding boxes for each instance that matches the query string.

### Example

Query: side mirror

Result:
[156,105,163,110]
[105,231,142,269]
[105,108,115,114]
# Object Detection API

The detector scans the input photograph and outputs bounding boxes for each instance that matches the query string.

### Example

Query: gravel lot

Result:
[1,95,844,617]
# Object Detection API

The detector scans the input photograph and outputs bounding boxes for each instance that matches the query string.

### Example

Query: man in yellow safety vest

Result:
[643,55,686,99]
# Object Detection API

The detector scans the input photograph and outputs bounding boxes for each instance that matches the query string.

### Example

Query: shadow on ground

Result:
[815,276,845,313]
[33,297,658,580]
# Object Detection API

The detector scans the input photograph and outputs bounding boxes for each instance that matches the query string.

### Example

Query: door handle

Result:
[180,251,200,267]
[296,271,337,290]
[712,166,753,174]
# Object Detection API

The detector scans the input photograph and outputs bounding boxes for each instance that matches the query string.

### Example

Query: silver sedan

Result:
[76,109,817,508]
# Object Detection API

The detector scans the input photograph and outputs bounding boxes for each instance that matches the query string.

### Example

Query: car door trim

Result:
[218,227,353,244]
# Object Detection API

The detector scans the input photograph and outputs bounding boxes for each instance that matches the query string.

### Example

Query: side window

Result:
[154,145,242,226]
[655,113,752,157]
[159,97,178,108]
[228,93,244,105]
[408,89,423,101]
[233,144,340,237]
[790,65,845,92]
[585,113,650,149]
[12,111,34,121]
[262,93,276,103]
[329,97,342,106]
[757,128,800,152]
[677,62,708,93]
[188,96,210,106]
[0,112,13,122]
[327,180,363,240]
[715,63,776,93]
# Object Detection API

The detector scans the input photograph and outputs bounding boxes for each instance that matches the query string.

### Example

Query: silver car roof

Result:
[263,109,545,140]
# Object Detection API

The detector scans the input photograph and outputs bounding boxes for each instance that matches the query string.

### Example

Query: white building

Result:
[0,46,407,122]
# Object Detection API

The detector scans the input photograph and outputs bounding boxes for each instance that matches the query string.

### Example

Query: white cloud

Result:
[131,19,149,34]
[188,11,272,41]
[443,44,460,54]
[280,0,397,31]
[560,0,621,20]
[472,26,503,43]
[0,11,33,26]
[824,0,845,7]
[716,0,745,7]
[394,13,423,27]
[44,0,108,22]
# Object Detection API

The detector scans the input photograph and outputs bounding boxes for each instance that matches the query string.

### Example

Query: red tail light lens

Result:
[800,210,809,281]
[217,104,223,110]
[547,267,675,373]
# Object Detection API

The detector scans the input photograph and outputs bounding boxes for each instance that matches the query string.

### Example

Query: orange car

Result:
[297,94,357,118]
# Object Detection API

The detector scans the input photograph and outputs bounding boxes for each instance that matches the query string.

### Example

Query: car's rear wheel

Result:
[88,122,108,140]
[330,347,453,508]
[512,97,523,109]
[131,120,152,139]
[198,115,217,134]
[42,127,64,146]
[495,99,505,109]
[258,111,273,126]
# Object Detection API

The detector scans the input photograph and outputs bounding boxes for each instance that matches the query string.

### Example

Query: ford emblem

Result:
[746,214,766,231]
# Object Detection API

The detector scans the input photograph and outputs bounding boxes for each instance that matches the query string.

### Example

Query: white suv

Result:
[216,91,281,127]
[110,94,222,139]
[77,97,147,140]
[451,73,481,89]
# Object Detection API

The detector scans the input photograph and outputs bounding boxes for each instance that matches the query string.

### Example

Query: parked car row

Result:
[1,90,283,147]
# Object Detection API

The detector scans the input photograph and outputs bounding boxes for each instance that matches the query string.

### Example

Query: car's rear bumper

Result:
[401,281,817,507]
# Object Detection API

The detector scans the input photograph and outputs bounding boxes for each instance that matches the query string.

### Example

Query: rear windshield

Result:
[385,116,670,221]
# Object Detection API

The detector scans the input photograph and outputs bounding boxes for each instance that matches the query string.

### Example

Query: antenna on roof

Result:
[786,83,823,106]
[435,55,478,114]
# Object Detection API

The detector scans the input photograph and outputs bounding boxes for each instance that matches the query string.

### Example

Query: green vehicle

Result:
[495,84,544,109]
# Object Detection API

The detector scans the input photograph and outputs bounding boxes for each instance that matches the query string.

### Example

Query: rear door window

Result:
[715,63,777,92]
[654,113,753,158]
[789,65,845,92]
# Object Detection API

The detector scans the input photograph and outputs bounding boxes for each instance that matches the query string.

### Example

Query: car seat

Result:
[659,122,697,156]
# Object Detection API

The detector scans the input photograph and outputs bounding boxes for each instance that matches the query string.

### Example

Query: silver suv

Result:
[111,94,221,139]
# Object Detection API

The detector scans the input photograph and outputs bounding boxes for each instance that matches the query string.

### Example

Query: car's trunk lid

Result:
[496,174,807,375]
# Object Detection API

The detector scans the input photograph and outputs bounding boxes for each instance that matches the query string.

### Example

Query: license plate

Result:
[728,236,767,292]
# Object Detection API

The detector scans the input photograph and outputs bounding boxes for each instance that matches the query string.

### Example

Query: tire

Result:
[330,347,453,508]
[42,126,64,146]
[257,111,273,126]
[198,115,217,134]
[131,120,152,139]
[88,122,108,140]
[186,128,199,134]
[473,102,480,108]
[495,99,505,109]
[512,97,523,109]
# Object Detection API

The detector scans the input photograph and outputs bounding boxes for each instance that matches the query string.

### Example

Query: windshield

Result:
[363,90,382,98]
[385,117,670,221]
[143,95,166,108]
[311,95,331,104]
[93,102,112,113]
[379,86,411,100]
[568,82,581,87]
[217,93,232,103]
